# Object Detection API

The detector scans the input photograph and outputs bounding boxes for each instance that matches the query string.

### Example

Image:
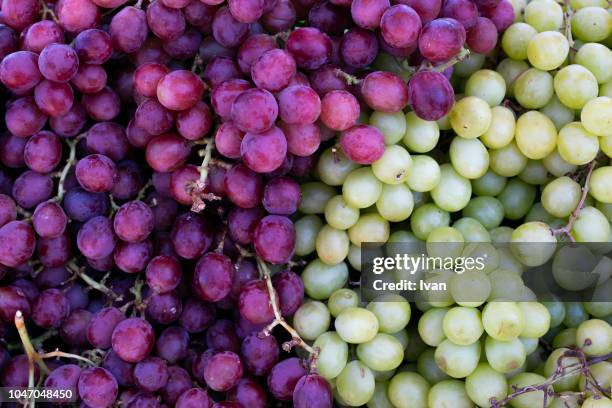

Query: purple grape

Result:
[467,17,498,54]
[237,34,277,73]
[37,232,72,268]
[176,388,213,408]
[114,201,154,243]
[418,18,466,63]
[204,351,243,392]
[157,70,205,111]
[227,378,266,407]
[134,357,169,392]
[102,350,135,387]
[82,86,121,121]
[351,0,390,29]
[254,215,295,264]
[34,266,71,289]
[293,374,333,408]
[0,221,36,267]
[215,121,245,159]
[481,0,514,31]
[74,29,113,65]
[241,126,288,173]
[34,79,75,118]
[251,49,297,92]
[441,0,479,28]
[135,99,175,136]
[0,133,27,169]
[87,307,126,349]
[112,160,145,201]
[261,0,296,33]
[272,270,304,316]
[147,0,186,41]
[145,134,192,173]
[0,194,16,228]
[38,43,79,83]
[277,85,321,125]
[156,326,189,364]
[0,51,42,93]
[163,27,202,60]
[380,4,421,48]
[50,103,86,138]
[31,288,70,329]
[286,27,332,70]
[44,364,81,402]
[206,319,241,353]
[62,188,110,222]
[5,96,47,138]
[86,122,129,162]
[339,124,385,164]
[176,101,213,141]
[361,71,409,113]
[146,290,183,324]
[1,355,39,387]
[224,164,264,209]
[194,252,234,302]
[114,240,153,273]
[161,366,192,405]
[146,255,182,294]
[238,280,276,325]
[212,7,250,47]
[78,367,118,408]
[262,177,301,215]
[76,154,119,193]
[111,317,155,363]
[60,309,93,346]
[179,298,216,333]
[170,212,214,260]
[396,0,441,23]
[408,70,455,121]
[77,216,117,260]
[24,130,62,173]
[0,285,31,322]
[231,88,278,134]
[22,21,63,53]
[241,333,280,376]
[267,357,307,400]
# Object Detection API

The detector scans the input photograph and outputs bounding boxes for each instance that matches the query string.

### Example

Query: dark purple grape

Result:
[0,285,31,322]
[227,206,264,245]
[24,130,62,173]
[65,283,89,310]
[213,402,241,408]
[0,51,42,92]
[77,216,117,260]
[263,177,301,215]
[254,215,295,264]
[380,4,421,48]
[74,29,113,65]
[185,1,218,31]
[111,317,155,363]
[241,126,288,174]
[82,86,121,121]
[114,240,153,273]
[481,0,514,31]
[44,364,81,401]
[441,0,478,28]
[147,0,186,41]
[240,333,280,376]
[113,201,154,243]
[5,96,47,138]
[176,388,213,408]
[224,164,264,209]
[126,393,161,408]
[230,88,278,134]
[0,132,27,168]
[206,319,241,353]
[37,232,71,268]
[212,6,249,47]
[261,0,296,33]
[204,351,243,392]
[60,309,93,346]
[179,298,215,333]
[156,326,189,364]
[418,17,466,63]
[308,64,349,96]
[267,357,308,400]
[32,288,70,329]
[1,355,39,387]
[199,36,236,63]
[227,378,266,408]
[0,221,36,268]
[395,0,441,23]
[71,63,108,94]
[0,194,16,228]
[38,43,79,83]
[176,101,213,141]
[238,280,276,325]
[170,212,214,260]
[340,27,379,68]
[12,171,53,209]
[408,70,455,121]
[135,99,175,136]
[22,20,63,53]
[50,103,86,138]
[63,187,110,222]
[102,350,135,387]
[87,307,126,348]
[293,374,333,408]
[203,56,243,87]
[193,253,234,302]
[251,49,296,92]
[34,266,71,289]
[157,70,205,111]
[112,160,144,201]
[361,70,409,113]
[237,34,277,73]
[146,255,182,294]
[146,290,183,324]
[308,1,348,35]
[272,270,304,316]
[134,357,169,392]
[286,27,332,70]
[126,120,155,149]
[161,366,192,405]
[211,80,252,120]
[145,133,192,173]
[33,200,68,238]
[78,367,118,408]
[34,79,75,117]
[467,16,498,54]
[0,24,16,60]
[147,192,179,231]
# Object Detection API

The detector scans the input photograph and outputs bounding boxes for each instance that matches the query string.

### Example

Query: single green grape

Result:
[488,269,525,300]
[450,270,491,307]
[472,170,507,196]
[335,307,379,344]
[514,68,554,109]
[464,69,506,107]
[343,167,383,209]
[417,348,451,384]
[442,307,483,346]
[294,215,323,256]
[317,148,359,186]
[336,360,375,406]
[490,227,515,244]
[571,206,611,242]
[582,395,612,408]
[434,339,481,378]
[518,160,549,185]
[465,363,508,407]
[525,202,556,224]
[357,333,405,371]
[293,301,330,340]
[454,52,485,77]
[539,95,576,131]
[518,302,551,338]
[527,31,569,71]
[543,149,578,177]
[427,380,472,408]
[324,195,360,230]
[453,217,491,242]
[372,145,412,184]
[544,348,581,391]
[571,7,612,42]
[348,245,361,271]
[570,0,607,8]
[315,225,350,265]
[542,296,567,328]
[421,271,455,308]
[564,302,590,328]
[496,58,529,97]
[410,204,450,241]
[515,111,557,159]
[462,196,504,229]
[301,259,348,300]
[520,337,539,355]
[426,226,464,260]
[554,65,599,109]
[576,319,612,356]
[367,381,393,408]
[387,372,430,408]
[418,308,449,347]
[541,176,582,218]
[367,295,411,334]
[524,0,563,32]
[589,166,612,204]
[299,182,336,214]
[581,96,612,137]
[482,301,525,341]
[575,43,612,84]
[489,142,529,177]
[370,111,406,145]
[348,213,390,247]
[502,23,538,60]
[600,135,612,158]
[481,106,516,149]
[376,183,414,222]
[314,332,348,380]
[403,111,440,153]
[431,164,472,212]
[449,96,492,139]
[449,137,489,180]
[485,336,527,374]
[507,372,551,408]
[510,221,557,266]
[498,178,537,221]
[553,328,578,349]
[328,288,360,317]
[405,155,440,192]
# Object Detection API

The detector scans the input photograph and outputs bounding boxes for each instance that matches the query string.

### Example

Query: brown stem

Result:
[39,350,96,366]
[14,311,50,375]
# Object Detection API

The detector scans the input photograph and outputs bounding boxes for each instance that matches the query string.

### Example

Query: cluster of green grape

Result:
[290,0,612,406]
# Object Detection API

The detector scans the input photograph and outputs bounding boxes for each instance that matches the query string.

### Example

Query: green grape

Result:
[427,380,472,408]
[524,202,556,224]
[372,145,412,184]
[509,0,526,22]
[376,183,414,222]
[489,142,529,177]
[502,23,538,60]
[507,372,551,408]
[343,167,383,209]
[472,170,507,196]
[436,111,452,130]
[584,298,612,319]
[317,148,359,186]
[390,329,409,350]
[571,7,612,42]
[412,190,428,209]
[496,58,530,97]
[454,52,485,77]
[520,337,539,354]
[543,149,578,177]
[518,302,551,338]
[481,106,516,149]
[582,395,612,408]
[542,297,567,328]
[482,301,525,341]
[370,111,407,145]
[421,271,455,308]
[462,197,504,229]
[485,336,527,374]
[518,160,549,185]
[328,288,360,318]
[348,244,361,271]
[491,227,515,244]
[488,269,525,300]
[325,195,360,230]
[449,96,492,139]
[335,307,379,344]
[524,0,563,32]
[293,301,330,340]
[510,221,556,266]
[299,182,336,214]
[301,259,348,300]
[498,179,537,221]
[596,200,612,222]
[449,137,489,180]
[336,360,375,406]
[372,369,396,383]
[406,155,440,192]
[564,302,590,328]
[601,135,612,158]
[418,308,449,347]
[526,31,569,71]
[403,112,440,153]
[416,348,451,384]
[442,307,483,346]
[405,326,429,362]
[579,361,612,395]
[541,176,582,217]
[554,65,599,109]
[576,319,612,356]
[466,363,508,407]
[581,96,612,137]
[570,0,607,8]
[552,328,577,349]
[575,43,612,84]
[367,295,411,334]
[453,217,491,242]
[410,204,450,240]
[357,333,405,371]
[434,339,481,378]
[571,206,611,242]
[514,68,554,109]
[515,111,557,159]
[367,381,393,408]
[348,213,390,247]
[426,226,464,258]
[539,95,576,131]
[464,69,506,107]
[543,348,581,391]
[314,332,348,380]
[387,372,430,408]
[294,215,323,256]
[600,81,612,97]
[450,270,491,307]
[430,164,472,212]
[316,225,350,265]
[589,166,612,203]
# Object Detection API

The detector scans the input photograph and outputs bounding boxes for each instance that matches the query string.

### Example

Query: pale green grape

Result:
[442,307,483,346]
[328,288,360,317]
[581,96,612,137]
[431,164,472,212]
[496,58,530,97]
[403,112,440,153]
[481,106,516,149]
[293,301,330,340]
[575,43,612,84]
[454,52,485,77]
[584,298,612,319]
[410,204,450,240]
[518,302,551,338]
[412,190,428,208]
[299,182,336,214]
[488,269,525,300]
[514,68,554,109]
[571,7,612,42]
[370,111,406,145]
[518,160,549,185]
[406,155,440,192]
[453,217,491,242]
[294,215,323,256]
[404,326,429,362]
[301,259,348,300]
[464,69,506,107]
[367,295,411,334]
[367,381,393,408]
[509,0,526,22]
[449,137,489,180]
[543,149,578,177]
[564,302,590,328]
[434,339,481,378]
[418,308,449,347]
[600,81,612,97]
[576,319,612,356]
[539,95,576,131]
[525,202,556,224]
[376,183,414,222]
[482,301,525,341]
[601,135,612,158]
[515,111,557,160]
[553,328,578,349]
[336,360,375,406]
[450,270,491,307]
[390,330,409,350]
[316,225,350,265]
[314,332,348,380]
[507,373,551,408]
[348,244,361,271]
[498,179,537,221]
[317,148,359,186]
[427,380,472,408]
[582,395,612,408]
[348,213,390,247]
[485,336,527,374]
[426,226,464,258]
[510,221,557,266]
[417,348,451,384]
[465,363,508,407]
[335,307,379,344]
[570,0,607,8]
[589,166,612,203]
[541,176,582,217]
[449,96,492,139]
[554,65,599,109]
[502,23,538,60]
[542,297,567,328]
[543,348,581,391]
[436,111,452,130]
[387,372,430,408]
[524,0,563,32]
[372,145,412,184]
[489,142,529,177]
[527,31,569,71]
[343,167,383,209]
[472,170,507,196]
[357,333,405,371]
[325,195,360,230]
[571,206,611,242]
[520,337,539,354]
[579,361,612,395]
[491,228,515,244]
[462,197,504,229]
[421,271,454,308]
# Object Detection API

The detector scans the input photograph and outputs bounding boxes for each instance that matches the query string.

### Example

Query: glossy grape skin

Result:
[408,71,454,121]
[340,125,385,164]
[177,101,213,141]
[286,27,332,70]
[145,134,192,173]
[34,79,74,118]
[361,71,409,113]
[86,123,129,162]
[224,164,265,209]
[82,87,121,121]
[133,357,169,392]
[170,212,214,260]
[238,280,276,324]
[277,85,321,125]
[231,88,278,133]
[38,43,79,83]
[227,378,266,408]
[32,201,68,239]
[75,154,118,194]
[254,215,296,264]
[135,99,175,136]
[157,70,205,111]
[5,96,47,138]
[44,364,81,401]
[87,307,125,349]
[319,90,360,131]
[176,388,213,408]
[240,333,280,376]
[380,4,421,48]
[50,103,86,138]
[251,49,296,92]
[0,286,30,322]
[111,317,155,363]
[340,27,379,68]
[241,126,288,173]
[192,253,233,302]
[267,358,308,400]
[0,194,16,228]
[293,374,333,408]
[0,221,36,268]
[0,133,27,169]
[419,18,466,63]
[109,6,148,53]
[203,351,243,392]
[78,367,118,408]
[0,51,42,93]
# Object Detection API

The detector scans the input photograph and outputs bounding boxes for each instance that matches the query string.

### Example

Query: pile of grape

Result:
[0,0,610,406]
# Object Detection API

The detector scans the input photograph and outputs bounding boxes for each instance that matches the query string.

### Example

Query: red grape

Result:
[157,70,205,111]
[5,97,47,138]
[254,215,295,264]
[78,367,118,408]
[263,177,301,215]
[228,0,265,23]
[251,49,297,92]
[212,7,250,47]
[71,64,108,94]
[277,85,321,125]
[267,357,307,400]
[146,289,183,324]
[50,103,86,138]
[86,122,129,162]
[418,18,466,63]
[82,86,121,121]
[240,333,280,376]
[134,63,170,98]
[340,27,379,68]
[87,306,125,349]
[176,388,213,408]
[111,317,155,363]
[441,0,479,28]
[56,0,101,34]
[319,90,360,131]
[179,298,216,333]
[395,0,441,23]
[211,79,252,119]
[113,239,153,273]
[135,99,175,136]
[361,70,409,113]
[351,0,390,30]
[0,51,42,93]
[228,206,265,244]
[467,16,498,54]
[261,0,296,33]
[77,216,117,260]
[308,1,349,36]
[340,124,385,164]
[146,0,186,41]
[145,133,192,172]
[227,378,267,408]
[110,6,148,53]
[32,200,68,238]
[169,164,199,205]
[203,56,243,86]
[1,0,40,31]
[481,0,514,31]
[12,171,53,209]
[74,29,113,65]
[34,79,74,117]
[272,270,304,316]
[237,34,277,74]
[380,4,421,48]
[39,43,79,83]
[76,154,118,193]
[170,212,214,259]
[241,126,288,173]
[308,64,349,96]
[114,200,154,243]
[193,252,234,302]
[0,194,16,228]
[293,374,333,408]
[230,88,278,133]
[286,27,332,70]
[0,285,31,321]
[22,20,64,54]
[279,121,321,157]
[408,70,455,120]
[238,280,276,324]
[204,351,243,392]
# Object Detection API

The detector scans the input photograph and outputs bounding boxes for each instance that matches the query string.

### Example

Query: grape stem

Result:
[136,180,152,201]
[14,311,51,375]
[38,0,59,24]
[334,69,361,85]
[39,350,96,366]
[551,161,597,242]
[191,138,221,212]
[563,0,575,62]
[191,54,203,73]
[54,136,83,203]
[66,260,122,301]
[256,258,319,372]
[6,329,57,352]
[428,48,470,74]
